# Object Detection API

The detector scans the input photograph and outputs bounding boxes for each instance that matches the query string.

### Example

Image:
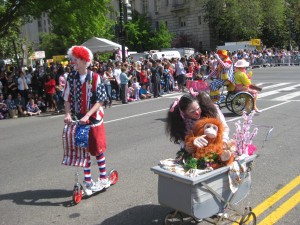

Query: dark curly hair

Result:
[166,92,218,144]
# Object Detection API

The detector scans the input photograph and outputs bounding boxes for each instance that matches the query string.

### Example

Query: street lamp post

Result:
[119,0,126,62]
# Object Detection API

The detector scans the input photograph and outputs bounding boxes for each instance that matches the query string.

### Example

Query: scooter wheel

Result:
[72,185,83,204]
[109,169,119,185]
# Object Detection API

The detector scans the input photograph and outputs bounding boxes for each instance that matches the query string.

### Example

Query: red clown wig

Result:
[216,49,229,59]
[67,46,93,65]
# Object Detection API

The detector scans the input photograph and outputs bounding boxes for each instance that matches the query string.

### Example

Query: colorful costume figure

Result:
[207,50,235,101]
[63,46,110,191]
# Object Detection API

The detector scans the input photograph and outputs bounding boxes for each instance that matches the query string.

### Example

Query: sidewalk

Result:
[2,91,180,120]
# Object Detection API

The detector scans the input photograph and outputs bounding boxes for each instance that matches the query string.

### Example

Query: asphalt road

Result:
[0,66,299,225]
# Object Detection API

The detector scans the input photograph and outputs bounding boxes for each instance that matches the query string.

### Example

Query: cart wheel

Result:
[164,211,183,225]
[72,185,83,205]
[109,169,119,185]
[239,211,256,225]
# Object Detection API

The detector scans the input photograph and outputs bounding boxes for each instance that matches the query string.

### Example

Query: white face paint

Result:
[204,123,218,138]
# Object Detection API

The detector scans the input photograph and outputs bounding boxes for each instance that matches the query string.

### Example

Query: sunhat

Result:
[234,59,249,68]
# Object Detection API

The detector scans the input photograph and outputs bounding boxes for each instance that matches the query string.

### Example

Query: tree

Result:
[123,11,174,52]
[204,0,263,47]
[260,0,287,48]
[38,33,65,59]
[124,12,152,52]
[40,0,114,55]
[0,0,114,60]
[0,0,63,38]
[0,0,46,61]
[148,22,174,50]
[285,0,300,49]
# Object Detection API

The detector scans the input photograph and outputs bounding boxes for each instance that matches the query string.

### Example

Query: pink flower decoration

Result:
[248,144,257,156]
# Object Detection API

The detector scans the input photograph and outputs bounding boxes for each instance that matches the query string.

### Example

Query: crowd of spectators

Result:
[0,47,299,120]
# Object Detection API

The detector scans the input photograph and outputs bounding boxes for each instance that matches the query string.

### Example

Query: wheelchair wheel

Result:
[225,92,235,112]
[231,92,254,116]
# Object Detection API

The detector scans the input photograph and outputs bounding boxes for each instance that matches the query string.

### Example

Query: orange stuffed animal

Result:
[185,117,234,168]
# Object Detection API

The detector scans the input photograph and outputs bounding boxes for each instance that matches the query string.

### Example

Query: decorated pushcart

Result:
[151,111,273,224]
[151,155,257,224]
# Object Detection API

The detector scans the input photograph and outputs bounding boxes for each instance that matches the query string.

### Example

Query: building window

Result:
[166,0,169,6]
[199,41,203,51]
[142,0,148,13]
[154,0,159,13]
[179,17,186,27]
[198,16,201,25]
[155,21,159,30]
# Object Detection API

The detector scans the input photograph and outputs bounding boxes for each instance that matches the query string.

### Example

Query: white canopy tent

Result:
[81,37,128,54]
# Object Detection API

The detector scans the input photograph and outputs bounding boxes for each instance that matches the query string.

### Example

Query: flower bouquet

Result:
[232,111,258,158]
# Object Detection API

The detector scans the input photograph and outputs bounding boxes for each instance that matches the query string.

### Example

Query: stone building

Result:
[21,0,215,52]
[116,0,214,52]
[20,12,51,50]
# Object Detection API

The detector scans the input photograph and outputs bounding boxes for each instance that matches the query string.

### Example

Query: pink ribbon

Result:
[170,97,180,112]
[189,87,199,97]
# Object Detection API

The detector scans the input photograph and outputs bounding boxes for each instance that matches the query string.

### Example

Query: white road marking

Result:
[226,101,291,122]
[259,84,300,98]
[104,108,169,124]
[272,91,300,101]
[260,83,290,90]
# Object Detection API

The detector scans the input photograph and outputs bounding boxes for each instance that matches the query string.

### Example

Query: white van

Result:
[152,51,181,60]
[129,52,150,62]
[161,48,195,58]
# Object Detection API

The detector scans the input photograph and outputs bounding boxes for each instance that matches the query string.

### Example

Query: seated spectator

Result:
[127,86,136,102]
[34,94,47,112]
[139,84,152,99]
[5,94,18,118]
[0,93,9,119]
[15,93,27,116]
[26,98,41,116]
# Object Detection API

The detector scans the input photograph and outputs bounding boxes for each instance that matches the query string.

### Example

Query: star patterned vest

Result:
[68,70,97,116]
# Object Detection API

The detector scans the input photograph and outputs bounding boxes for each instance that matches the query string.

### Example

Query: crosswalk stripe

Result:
[166,83,300,101]
[260,83,290,90]
[272,91,300,101]
[259,84,300,98]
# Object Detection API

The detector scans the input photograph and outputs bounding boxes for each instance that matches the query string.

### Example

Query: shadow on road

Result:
[222,112,239,117]
[0,189,74,207]
[100,204,171,225]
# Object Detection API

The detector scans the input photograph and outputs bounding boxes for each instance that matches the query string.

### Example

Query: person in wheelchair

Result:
[233,59,261,113]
